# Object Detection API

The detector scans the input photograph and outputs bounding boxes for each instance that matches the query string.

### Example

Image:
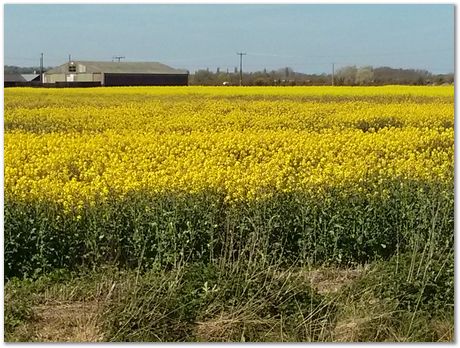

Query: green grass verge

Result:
[5,251,453,342]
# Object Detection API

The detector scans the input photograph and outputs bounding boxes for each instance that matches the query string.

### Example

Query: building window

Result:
[69,63,76,72]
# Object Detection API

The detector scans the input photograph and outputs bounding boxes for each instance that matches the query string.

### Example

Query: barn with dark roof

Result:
[43,61,189,86]
[4,72,40,87]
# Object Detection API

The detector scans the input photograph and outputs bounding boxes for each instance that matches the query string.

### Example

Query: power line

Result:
[4,48,454,75]
[245,47,453,60]
[5,46,452,64]
[112,56,125,62]
[246,52,298,59]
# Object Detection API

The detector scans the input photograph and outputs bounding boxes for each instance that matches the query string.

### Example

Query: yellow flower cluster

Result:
[4,86,453,209]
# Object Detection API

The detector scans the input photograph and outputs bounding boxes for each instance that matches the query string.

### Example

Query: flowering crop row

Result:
[5,86,453,208]
[4,86,454,277]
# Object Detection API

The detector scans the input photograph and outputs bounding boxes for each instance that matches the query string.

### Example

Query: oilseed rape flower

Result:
[4,86,454,279]
[4,86,453,209]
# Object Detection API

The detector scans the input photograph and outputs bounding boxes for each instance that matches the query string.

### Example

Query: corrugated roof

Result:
[45,61,188,75]
[21,74,40,82]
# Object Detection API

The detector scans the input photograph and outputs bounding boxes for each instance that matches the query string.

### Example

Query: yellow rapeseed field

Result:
[4,86,454,211]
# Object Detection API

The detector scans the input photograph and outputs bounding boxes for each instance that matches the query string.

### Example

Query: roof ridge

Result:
[44,61,188,75]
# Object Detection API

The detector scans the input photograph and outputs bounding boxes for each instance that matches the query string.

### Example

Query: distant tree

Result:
[275,67,294,79]
[444,73,454,84]
[355,66,374,85]
[435,76,444,85]
[187,65,450,86]
[336,66,358,85]
[416,76,426,85]
[4,65,51,74]
[192,69,216,85]
[253,77,269,86]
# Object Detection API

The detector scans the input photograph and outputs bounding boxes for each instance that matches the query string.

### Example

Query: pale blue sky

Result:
[4,4,455,74]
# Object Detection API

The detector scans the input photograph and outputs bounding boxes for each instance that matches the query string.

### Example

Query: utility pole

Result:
[332,63,335,86]
[40,53,44,84]
[69,54,71,63]
[237,52,246,86]
[113,56,125,62]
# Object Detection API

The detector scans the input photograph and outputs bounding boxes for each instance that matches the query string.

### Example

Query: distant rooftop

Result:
[21,74,40,82]
[46,61,188,75]
[4,72,26,82]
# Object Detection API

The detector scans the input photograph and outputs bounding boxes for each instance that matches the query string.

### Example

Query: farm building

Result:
[4,72,40,87]
[5,72,26,86]
[43,61,189,86]
[22,74,41,83]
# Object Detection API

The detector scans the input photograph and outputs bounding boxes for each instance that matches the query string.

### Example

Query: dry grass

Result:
[195,313,279,342]
[306,266,365,295]
[9,301,103,342]
[5,263,453,342]
[431,319,454,342]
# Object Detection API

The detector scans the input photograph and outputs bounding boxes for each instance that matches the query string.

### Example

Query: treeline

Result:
[190,66,454,86]
[5,64,454,86]
[4,65,52,74]
[334,66,454,86]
